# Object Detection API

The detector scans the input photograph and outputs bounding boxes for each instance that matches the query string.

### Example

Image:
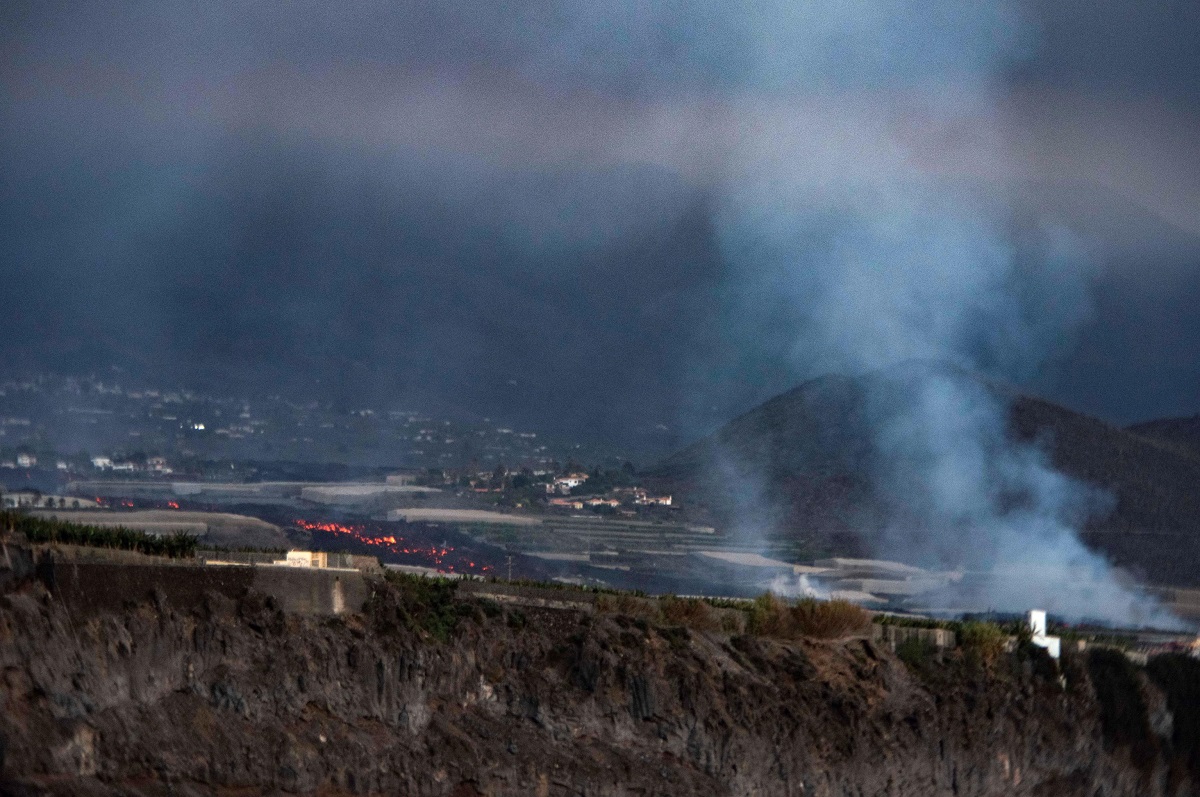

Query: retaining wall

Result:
[872,624,957,651]
[36,558,369,619]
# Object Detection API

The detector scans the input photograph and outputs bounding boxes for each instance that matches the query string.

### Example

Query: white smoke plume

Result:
[708,109,1182,631]
[766,573,830,602]
[593,6,1188,628]
[494,0,1184,627]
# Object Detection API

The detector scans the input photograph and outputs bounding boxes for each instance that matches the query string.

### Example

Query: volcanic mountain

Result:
[652,365,1200,587]
[1128,415,1200,460]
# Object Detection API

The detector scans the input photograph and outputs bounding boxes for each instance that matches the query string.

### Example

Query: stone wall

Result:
[872,623,957,651]
[250,566,370,616]
[44,560,254,617]
[36,557,369,618]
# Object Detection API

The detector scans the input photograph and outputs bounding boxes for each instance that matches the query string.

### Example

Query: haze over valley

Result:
[3,0,1200,794]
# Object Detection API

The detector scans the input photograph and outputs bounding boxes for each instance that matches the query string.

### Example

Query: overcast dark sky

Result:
[2,0,1198,457]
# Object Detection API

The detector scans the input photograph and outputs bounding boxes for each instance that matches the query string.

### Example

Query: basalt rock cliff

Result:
[2,558,1199,796]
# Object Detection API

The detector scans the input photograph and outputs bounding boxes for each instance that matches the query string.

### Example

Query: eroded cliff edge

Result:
[2,558,1199,796]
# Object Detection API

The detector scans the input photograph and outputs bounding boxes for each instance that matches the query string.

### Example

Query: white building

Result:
[147,456,173,473]
[275,551,330,568]
[547,474,588,494]
[1028,610,1061,659]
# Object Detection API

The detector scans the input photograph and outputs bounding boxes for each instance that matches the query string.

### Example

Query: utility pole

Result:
[506,554,513,582]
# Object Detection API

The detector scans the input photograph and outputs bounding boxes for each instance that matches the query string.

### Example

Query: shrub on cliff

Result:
[658,595,720,631]
[595,593,659,621]
[748,593,795,637]
[959,621,1007,668]
[792,598,871,639]
[378,570,467,641]
[747,594,870,640]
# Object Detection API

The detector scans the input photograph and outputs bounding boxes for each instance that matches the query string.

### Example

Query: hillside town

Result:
[0,372,631,474]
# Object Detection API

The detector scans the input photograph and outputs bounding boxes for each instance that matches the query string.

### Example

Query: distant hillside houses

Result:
[547,473,590,494]
[90,455,173,474]
[546,486,672,510]
[616,486,673,506]
[0,452,38,468]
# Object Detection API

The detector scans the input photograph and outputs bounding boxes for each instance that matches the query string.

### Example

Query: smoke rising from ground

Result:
[695,14,1181,626]
[866,365,1181,626]
[2,3,1197,624]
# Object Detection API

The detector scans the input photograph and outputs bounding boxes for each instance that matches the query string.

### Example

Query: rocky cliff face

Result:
[2,560,1198,797]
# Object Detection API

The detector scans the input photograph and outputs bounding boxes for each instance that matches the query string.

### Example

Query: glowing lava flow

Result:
[294,519,492,574]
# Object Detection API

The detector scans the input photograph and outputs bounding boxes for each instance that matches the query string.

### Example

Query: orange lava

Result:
[294,518,492,574]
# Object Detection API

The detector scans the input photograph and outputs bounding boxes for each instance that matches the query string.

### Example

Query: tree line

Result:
[1,510,198,558]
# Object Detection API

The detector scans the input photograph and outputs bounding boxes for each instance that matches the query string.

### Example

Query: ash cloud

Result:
[0,0,1197,623]
[711,177,1184,625]
[3,1,1200,448]
[695,17,1182,626]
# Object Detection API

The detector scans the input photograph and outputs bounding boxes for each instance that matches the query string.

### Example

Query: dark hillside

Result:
[1010,397,1200,584]
[653,374,881,558]
[1128,415,1200,459]
[654,368,1200,586]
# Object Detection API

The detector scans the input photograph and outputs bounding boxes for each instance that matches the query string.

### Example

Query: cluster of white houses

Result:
[90,456,173,474]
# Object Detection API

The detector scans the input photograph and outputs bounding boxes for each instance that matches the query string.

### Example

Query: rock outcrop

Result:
[2,557,1199,796]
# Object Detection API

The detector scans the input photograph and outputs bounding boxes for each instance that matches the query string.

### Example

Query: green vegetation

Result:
[896,637,938,670]
[3,509,198,558]
[596,590,868,640]
[747,594,870,640]
[791,598,872,639]
[596,592,749,633]
[658,595,720,631]
[1055,626,1136,650]
[486,575,646,598]
[958,621,1008,668]
[575,466,637,494]
[376,570,473,642]
[875,614,957,630]
[478,597,503,619]
[196,546,288,556]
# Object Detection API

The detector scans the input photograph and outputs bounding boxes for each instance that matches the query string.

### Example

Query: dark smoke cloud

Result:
[1,0,1198,459]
